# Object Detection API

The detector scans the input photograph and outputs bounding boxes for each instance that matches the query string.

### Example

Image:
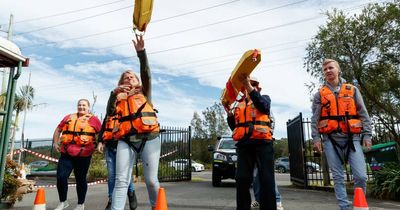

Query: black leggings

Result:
[56,154,92,204]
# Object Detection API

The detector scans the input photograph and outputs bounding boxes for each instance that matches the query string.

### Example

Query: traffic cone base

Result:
[32,188,46,210]
[353,187,369,210]
[155,187,168,210]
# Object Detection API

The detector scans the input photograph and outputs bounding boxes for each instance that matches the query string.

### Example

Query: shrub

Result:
[192,138,215,164]
[1,159,23,206]
[371,162,400,200]
[87,153,107,181]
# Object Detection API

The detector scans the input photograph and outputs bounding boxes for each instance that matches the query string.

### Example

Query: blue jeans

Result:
[112,138,161,210]
[105,146,134,199]
[323,139,367,210]
[253,168,281,203]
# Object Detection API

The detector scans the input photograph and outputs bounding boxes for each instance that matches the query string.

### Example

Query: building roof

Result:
[0,36,29,67]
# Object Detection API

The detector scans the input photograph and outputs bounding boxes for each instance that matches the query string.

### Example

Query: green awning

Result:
[369,141,397,152]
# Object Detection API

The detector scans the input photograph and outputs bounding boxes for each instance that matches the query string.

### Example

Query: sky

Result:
[0,0,381,141]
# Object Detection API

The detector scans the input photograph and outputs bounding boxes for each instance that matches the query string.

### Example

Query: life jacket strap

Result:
[236,121,271,127]
[119,112,157,122]
[124,139,147,178]
[320,115,358,121]
[327,134,355,165]
[62,130,96,137]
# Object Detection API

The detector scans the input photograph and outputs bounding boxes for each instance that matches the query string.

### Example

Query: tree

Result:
[274,138,288,159]
[8,85,35,159]
[304,1,400,143]
[201,102,230,140]
[190,103,230,164]
[190,112,206,139]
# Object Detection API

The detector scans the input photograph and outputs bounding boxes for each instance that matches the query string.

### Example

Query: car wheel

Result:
[277,166,286,173]
[306,166,314,174]
[212,171,221,187]
[192,167,196,172]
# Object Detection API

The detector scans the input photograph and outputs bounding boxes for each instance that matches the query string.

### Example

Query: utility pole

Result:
[1,15,14,94]
[7,14,13,40]
[3,15,15,160]
[17,71,31,164]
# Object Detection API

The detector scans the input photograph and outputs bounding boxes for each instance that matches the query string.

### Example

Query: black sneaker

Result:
[104,199,111,210]
[128,191,137,210]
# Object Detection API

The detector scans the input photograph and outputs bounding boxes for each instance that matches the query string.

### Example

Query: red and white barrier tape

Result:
[160,150,177,159]
[21,148,59,163]
[35,179,107,188]
[6,149,23,157]
[10,148,179,189]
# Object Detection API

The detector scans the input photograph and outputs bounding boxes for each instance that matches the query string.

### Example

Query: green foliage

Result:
[192,138,215,164]
[87,153,107,180]
[190,102,230,164]
[13,85,35,113]
[190,102,230,140]
[191,112,207,139]
[1,159,23,206]
[371,162,400,200]
[274,138,288,159]
[304,1,400,142]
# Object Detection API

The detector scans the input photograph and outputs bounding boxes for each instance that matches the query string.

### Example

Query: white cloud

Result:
[64,60,132,75]
[1,0,371,140]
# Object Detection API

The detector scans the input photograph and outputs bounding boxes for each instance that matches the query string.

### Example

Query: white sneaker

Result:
[250,201,260,209]
[74,204,85,210]
[277,201,284,210]
[54,201,69,210]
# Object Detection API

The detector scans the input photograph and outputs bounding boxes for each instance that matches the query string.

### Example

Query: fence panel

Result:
[286,113,307,187]
[13,126,192,182]
[158,126,191,182]
[295,114,399,188]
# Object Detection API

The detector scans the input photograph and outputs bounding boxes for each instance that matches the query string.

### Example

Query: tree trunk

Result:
[8,126,17,160]
[8,111,19,160]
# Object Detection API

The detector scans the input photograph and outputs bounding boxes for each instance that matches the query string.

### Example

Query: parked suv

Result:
[208,136,237,187]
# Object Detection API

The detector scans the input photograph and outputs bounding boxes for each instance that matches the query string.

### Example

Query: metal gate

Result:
[20,126,192,183]
[158,126,191,182]
[286,113,307,187]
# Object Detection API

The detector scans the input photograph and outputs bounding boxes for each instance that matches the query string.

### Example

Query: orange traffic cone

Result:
[353,187,369,210]
[32,188,46,210]
[155,187,168,210]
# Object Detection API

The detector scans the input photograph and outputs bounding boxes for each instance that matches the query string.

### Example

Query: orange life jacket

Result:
[232,99,273,141]
[102,115,119,141]
[60,113,97,145]
[114,90,160,140]
[318,83,362,134]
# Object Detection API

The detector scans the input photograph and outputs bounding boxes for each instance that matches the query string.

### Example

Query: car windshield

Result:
[219,139,236,149]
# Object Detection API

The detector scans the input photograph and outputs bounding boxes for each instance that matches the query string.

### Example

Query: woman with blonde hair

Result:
[107,35,160,210]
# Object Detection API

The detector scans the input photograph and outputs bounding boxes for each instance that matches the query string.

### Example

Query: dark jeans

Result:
[236,143,276,210]
[56,154,92,204]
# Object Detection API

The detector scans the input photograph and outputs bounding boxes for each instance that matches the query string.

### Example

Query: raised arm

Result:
[132,35,152,102]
